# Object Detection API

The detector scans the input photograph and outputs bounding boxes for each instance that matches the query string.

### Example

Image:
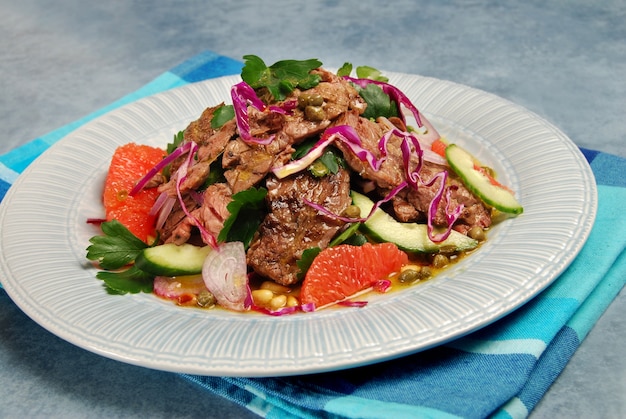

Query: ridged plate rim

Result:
[0,72,597,377]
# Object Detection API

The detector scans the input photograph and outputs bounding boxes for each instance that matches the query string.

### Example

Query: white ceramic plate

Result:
[0,73,596,377]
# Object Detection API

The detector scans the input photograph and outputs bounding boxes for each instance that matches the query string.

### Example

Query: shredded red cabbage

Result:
[173,141,218,248]
[129,141,194,196]
[343,77,440,142]
[396,130,463,241]
[273,124,390,180]
[326,125,387,170]
[86,218,106,225]
[315,122,461,242]
[301,302,316,312]
[338,300,368,308]
[188,189,204,206]
[424,172,464,242]
[231,81,275,145]
[149,191,170,217]
[296,124,461,242]
[269,99,297,115]
[154,194,176,231]
[377,117,445,165]
[304,181,407,223]
[272,134,337,179]
[373,279,392,293]
[252,304,300,316]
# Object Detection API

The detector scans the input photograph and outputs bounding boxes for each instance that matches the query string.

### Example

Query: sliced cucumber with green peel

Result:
[135,243,212,276]
[351,191,479,253]
[445,144,523,215]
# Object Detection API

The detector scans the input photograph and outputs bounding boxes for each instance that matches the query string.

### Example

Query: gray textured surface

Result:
[1,0,624,417]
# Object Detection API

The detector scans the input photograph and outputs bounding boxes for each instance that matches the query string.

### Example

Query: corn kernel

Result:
[269,294,287,311]
[251,289,274,306]
[260,281,291,294]
[286,295,299,307]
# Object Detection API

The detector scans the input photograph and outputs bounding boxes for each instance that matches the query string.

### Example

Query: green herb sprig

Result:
[86,220,155,294]
[241,55,322,101]
[218,186,268,248]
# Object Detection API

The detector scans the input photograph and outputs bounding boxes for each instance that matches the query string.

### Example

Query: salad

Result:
[86,55,523,315]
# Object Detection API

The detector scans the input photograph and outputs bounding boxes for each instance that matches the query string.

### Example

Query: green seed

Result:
[197,290,216,308]
[468,226,486,241]
[342,205,362,218]
[399,269,421,283]
[308,93,324,106]
[298,92,324,108]
[432,254,449,268]
[420,266,432,279]
[305,105,326,122]
[309,160,330,177]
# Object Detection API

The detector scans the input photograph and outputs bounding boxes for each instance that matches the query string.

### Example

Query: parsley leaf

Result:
[296,225,366,280]
[336,63,388,82]
[86,220,148,270]
[292,137,317,159]
[211,105,234,129]
[96,265,154,295]
[293,139,344,178]
[342,232,368,246]
[202,158,226,188]
[336,63,398,118]
[308,150,343,177]
[318,150,341,174]
[241,55,323,101]
[167,130,185,155]
[218,186,268,248]
[86,220,155,295]
[359,83,399,120]
[297,247,322,280]
[337,62,353,77]
[329,223,364,247]
[356,65,389,82]
[163,131,185,179]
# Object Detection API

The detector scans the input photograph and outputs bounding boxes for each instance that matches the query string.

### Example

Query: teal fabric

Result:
[1,52,624,419]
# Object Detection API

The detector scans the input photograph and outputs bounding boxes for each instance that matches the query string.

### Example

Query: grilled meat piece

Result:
[157,64,490,265]
[222,69,365,193]
[333,111,491,233]
[333,111,406,189]
[247,168,352,286]
[392,163,492,233]
[159,195,199,244]
[160,183,232,245]
[222,131,295,193]
[159,104,237,196]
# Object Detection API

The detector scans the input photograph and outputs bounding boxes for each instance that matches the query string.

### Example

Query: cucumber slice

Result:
[135,243,212,276]
[445,144,523,215]
[351,191,478,253]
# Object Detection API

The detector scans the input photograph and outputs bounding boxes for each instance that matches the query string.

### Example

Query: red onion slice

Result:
[201,241,251,312]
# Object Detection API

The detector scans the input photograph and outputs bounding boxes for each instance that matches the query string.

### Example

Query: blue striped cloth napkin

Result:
[1,51,624,419]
